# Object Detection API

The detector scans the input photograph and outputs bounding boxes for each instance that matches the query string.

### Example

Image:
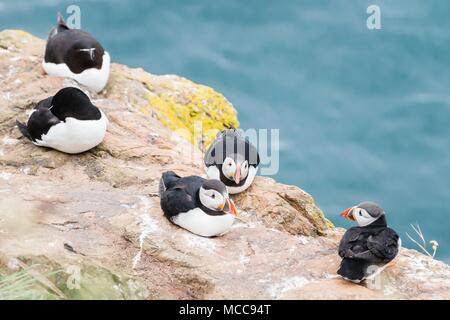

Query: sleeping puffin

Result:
[204,129,260,194]
[16,87,108,154]
[338,201,401,282]
[42,14,110,92]
[159,171,238,237]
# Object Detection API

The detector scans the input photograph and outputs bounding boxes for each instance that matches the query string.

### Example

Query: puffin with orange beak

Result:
[337,201,401,282]
[159,171,237,237]
[204,129,260,194]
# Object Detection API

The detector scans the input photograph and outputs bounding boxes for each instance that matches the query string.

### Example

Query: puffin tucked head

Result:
[66,39,104,72]
[340,201,386,227]
[221,154,249,185]
[199,180,237,215]
[49,87,101,121]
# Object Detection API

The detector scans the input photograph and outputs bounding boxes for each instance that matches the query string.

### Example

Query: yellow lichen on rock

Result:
[16,30,32,37]
[142,76,239,149]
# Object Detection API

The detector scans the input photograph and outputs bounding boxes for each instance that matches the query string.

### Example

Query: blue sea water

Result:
[1,0,449,263]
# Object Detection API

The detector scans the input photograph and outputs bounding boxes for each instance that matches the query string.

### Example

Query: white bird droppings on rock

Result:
[267,276,311,299]
[2,92,11,100]
[132,196,160,269]
[0,172,13,180]
[182,233,216,253]
[239,254,250,265]
[7,258,21,271]
[2,136,18,145]
[230,219,259,230]
[20,167,31,175]
[297,235,310,245]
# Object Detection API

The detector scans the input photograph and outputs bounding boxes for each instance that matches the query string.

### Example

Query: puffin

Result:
[204,129,260,194]
[16,87,108,154]
[338,201,401,282]
[42,14,110,93]
[159,171,238,237]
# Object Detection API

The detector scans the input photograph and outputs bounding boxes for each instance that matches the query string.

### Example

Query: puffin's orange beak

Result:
[226,198,238,216]
[234,164,241,184]
[340,207,355,221]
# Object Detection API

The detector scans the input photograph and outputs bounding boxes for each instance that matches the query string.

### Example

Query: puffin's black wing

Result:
[16,96,54,141]
[337,228,375,281]
[204,130,228,166]
[366,228,400,263]
[204,129,260,166]
[16,121,32,141]
[339,227,399,263]
[160,174,204,220]
[159,171,181,196]
[160,188,197,220]
[16,108,60,142]
[338,227,363,258]
[48,14,70,40]
[56,14,70,31]
[338,227,399,281]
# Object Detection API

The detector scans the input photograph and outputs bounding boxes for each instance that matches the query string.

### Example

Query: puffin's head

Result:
[66,38,104,70]
[222,154,249,184]
[340,201,385,227]
[199,179,237,215]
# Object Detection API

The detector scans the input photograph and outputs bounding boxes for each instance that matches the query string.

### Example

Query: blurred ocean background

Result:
[0,0,449,262]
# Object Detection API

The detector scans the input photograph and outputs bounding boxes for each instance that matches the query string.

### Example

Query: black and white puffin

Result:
[338,201,401,282]
[16,87,108,154]
[159,171,238,237]
[42,14,110,93]
[204,129,260,194]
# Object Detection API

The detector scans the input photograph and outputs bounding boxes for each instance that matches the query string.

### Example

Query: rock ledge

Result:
[0,30,449,300]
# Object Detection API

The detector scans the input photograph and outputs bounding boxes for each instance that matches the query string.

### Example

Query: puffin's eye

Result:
[359,211,363,216]
[228,163,232,166]
[211,194,215,199]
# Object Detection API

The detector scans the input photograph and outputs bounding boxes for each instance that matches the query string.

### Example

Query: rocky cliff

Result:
[0,30,449,300]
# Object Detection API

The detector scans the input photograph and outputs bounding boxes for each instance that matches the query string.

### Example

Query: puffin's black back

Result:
[45,16,105,73]
[159,172,204,220]
[337,222,399,281]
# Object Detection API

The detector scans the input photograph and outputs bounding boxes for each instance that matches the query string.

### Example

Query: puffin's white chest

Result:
[35,111,108,154]
[206,165,221,180]
[42,52,110,93]
[172,208,235,237]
